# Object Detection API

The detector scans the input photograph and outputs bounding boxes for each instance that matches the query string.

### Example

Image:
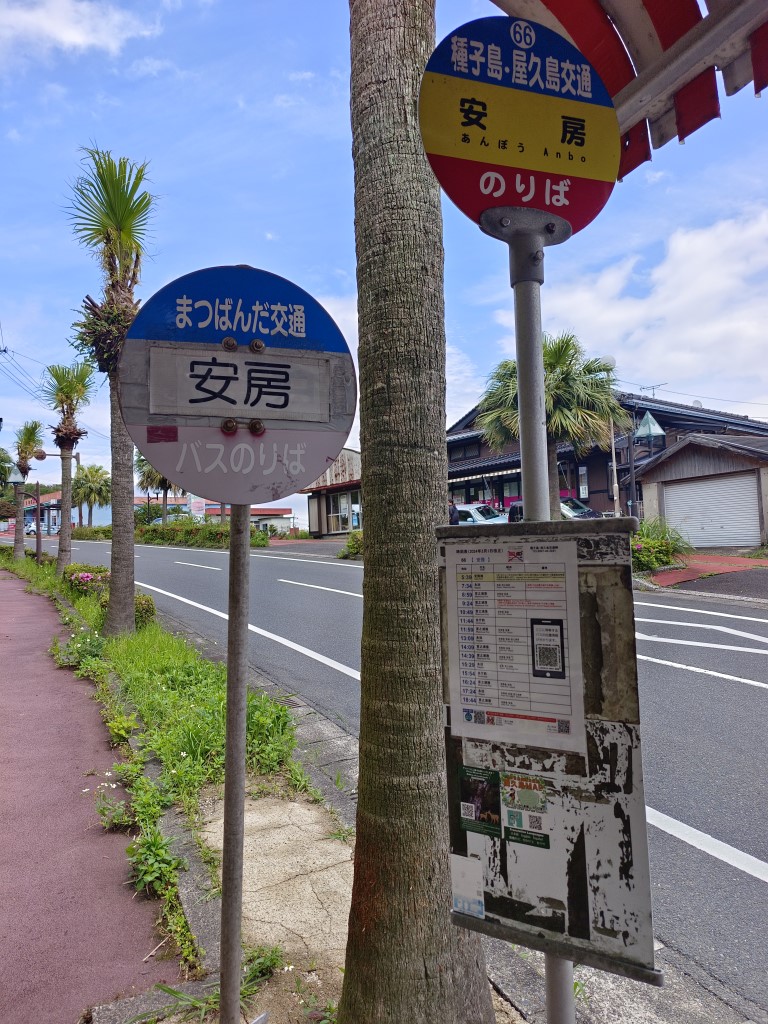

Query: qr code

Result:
[557,719,571,734]
[528,814,543,832]
[461,802,476,820]
[474,710,486,725]
[536,644,562,670]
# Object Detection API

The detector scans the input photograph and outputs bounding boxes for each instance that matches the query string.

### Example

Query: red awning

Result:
[491,0,768,177]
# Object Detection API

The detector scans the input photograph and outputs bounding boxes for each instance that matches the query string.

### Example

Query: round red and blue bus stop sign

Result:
[419,17,621,234]
[118,265,357,505]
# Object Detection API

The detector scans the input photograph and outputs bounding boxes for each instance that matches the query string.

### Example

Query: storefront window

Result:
[327,491,361,533]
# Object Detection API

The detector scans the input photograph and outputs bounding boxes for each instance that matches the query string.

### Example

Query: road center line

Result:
[175,561,223,571]
[279,579,361,598]
[645,806,768,883]
[635,632,768,655]
[637,654,768,691]
[635,618,768,645]
[135,581,361,680]
[250,553,362,568]
[635,600,768,626]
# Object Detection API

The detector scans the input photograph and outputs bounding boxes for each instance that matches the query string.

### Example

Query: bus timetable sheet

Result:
[444,536,586,754]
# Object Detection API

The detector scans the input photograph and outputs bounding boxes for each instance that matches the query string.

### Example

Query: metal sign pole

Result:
[481,206,575,1024]
[219,503,251,1024]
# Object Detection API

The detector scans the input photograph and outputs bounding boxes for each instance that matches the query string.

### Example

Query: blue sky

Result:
[1,0,767,525]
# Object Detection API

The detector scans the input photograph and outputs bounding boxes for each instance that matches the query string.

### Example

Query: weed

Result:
[104,710,139,747]
[126,826,185,897]
[334,770,344,790]
[306,1002,338,1023]
[126,944,283,1023]
[95,790,133,830]
[286,760,324,802]
[328,825,355,844]
[129,776,170,831]
[53,627,106,669]
[574,978,589,1001]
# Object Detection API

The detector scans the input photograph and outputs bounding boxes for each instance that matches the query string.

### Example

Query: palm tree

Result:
[476,332,629,518]
[12,421,43,560]
[41,361,96,574]
[68,145,155,633]
[134,451,186,524]
[338,3,494,1023]
[72,464,111,528]
[0,447,12,489]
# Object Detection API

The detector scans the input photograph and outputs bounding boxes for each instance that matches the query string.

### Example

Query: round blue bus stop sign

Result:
[118,265,357,505]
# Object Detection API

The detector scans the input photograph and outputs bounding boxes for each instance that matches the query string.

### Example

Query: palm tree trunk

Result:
[103,371,135,634]
[13,484,25,561]
[87,502,94,528]
[162,485,169,524]
[548,439,561,520]
[78,502,84,528]
[56,443,74,574]
[338,4,494,1021]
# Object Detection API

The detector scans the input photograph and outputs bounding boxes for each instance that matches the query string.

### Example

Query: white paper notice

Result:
[445,537,586,754]
[451,854,485,919]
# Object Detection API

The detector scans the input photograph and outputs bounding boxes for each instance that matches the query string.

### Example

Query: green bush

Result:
[63,563,112,596]
[632,517,693,573]
[338,530,363,560]
[134,520,270,549]
[72,525,112,540]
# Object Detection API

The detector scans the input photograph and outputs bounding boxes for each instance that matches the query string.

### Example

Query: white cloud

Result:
[287,70,314,82]
[491,207,768,419]
[127,56,181,78]
[446,343,486,426]
[0,0,158,61]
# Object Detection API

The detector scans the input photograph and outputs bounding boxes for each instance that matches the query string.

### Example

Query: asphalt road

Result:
[7,535,768,1016]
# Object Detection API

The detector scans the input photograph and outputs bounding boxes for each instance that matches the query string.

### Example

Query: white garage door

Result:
[662,472,761,548]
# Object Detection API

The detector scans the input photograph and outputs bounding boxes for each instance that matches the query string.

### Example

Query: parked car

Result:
[507,497,602,522]
[559,497,603,519]
[150,514,191,525]
[24,523,37,535]
[455,503,508,525]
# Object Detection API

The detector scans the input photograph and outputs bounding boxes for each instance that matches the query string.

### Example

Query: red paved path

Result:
[651,552,768,586]
[0,571,179,1024]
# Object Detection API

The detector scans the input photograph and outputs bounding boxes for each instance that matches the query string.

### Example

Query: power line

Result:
[616,379,768,410]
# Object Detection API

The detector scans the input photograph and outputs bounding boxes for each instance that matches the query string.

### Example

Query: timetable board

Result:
[444,535,586,754]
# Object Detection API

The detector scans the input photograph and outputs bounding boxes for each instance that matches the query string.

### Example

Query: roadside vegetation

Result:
[337,530,363,560]
[631,516,694,573]
[0,546,298,995]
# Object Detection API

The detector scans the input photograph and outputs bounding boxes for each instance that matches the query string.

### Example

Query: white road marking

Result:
[135,582,361,680]
[635,632,768,655]
[279,579,361,598]
[636,601,768,626]
[645,806,768,883]
[250,553,362,568]
[635,618,768,645]
[637,654,768,691]
[175,561,222,571]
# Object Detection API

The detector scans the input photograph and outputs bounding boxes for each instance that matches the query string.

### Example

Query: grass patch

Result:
[0,547,297,978]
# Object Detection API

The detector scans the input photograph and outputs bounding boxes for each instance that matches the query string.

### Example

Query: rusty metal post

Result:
[219,502,251,1023]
